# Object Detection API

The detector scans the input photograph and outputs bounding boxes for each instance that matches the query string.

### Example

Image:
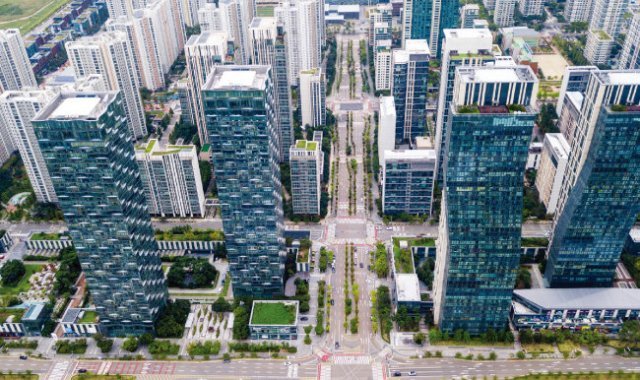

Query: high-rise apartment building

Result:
[392,39,430,145]
[185,31,229,145]
[250,17,294,162]
[535,133,570,215]
[618,12,640,70]
[375,41,393,91]
[433,65,538,334]
[460,4,480,28]
[299,68,326,129]
[66,32,147,140]
[289,140,322,215]
[32,92,168,336]
[564,0,594,22]
[584,0,629,65]
[434,28,495,184]
[135,139,205,218]
[545,69,640,288]
[0,29,37,92]
[518,0,544,16]
[217,0,253,64]
[382,148,435,215]
[494,0,516,27]
[0,110,14,166]
[368,4,393,46]
[0,90,57,203]
[203,66,285,298]
[402,0,459,55]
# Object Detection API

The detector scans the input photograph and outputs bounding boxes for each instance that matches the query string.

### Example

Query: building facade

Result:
[0,90,58,203]
[289,140,322,215]
[564,0,594,22]
[545,69,640,288]
[433,65,538,334]
[299,68,326,128]
[382,149,435,215]
[135,139,205,218]
[494,0,516,27]
[392,40,430,145]
[618,12,640,70]
[460,4,480,28]
[535,133,570,215]
[584,0,629,65]
[0,29,37,92]
[378,96,397,165]
[203,66,285,298]
[32,92,168,336]
[518,0,544,16]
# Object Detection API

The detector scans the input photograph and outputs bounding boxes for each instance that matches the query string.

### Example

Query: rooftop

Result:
[597,70,640,86]
[395,274,421,302]
[544,133,570,160]
[384,149,436,162]
[186,31,228,47]
[249,300,298,326]
[394,40,430,63]
[457,65,537,85]
[204,66,269,91]
[380,96,396,116]
[513,288,640,310]
[294,140,318,151]
[34,92,115,121]
[50,97,101,119]
[250,16,277,29]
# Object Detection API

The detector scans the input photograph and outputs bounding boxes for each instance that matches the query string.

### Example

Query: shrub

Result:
[149,340,179,355]
[122,337,139,352]
[304,335,312,345]
[516,351,526,359]
[0,260,25,286]
[489,352,497,360]
[187,341,221,356]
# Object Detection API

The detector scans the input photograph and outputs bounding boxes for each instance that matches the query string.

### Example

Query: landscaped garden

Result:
[154,226,224,241]
[250,302,297,325]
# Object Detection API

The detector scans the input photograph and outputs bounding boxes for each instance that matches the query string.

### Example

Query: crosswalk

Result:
[47,360,72,380]
[332,355,371,365]
[319,363,332,380]
[287,363,299,378]
[371,362,385,380]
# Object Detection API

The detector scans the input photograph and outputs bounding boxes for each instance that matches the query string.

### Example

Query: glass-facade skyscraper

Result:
[545,69,640,287]
[32,92,168,336]
[203,65,286,298]
[402,0,460,56]
[433,65,538,334]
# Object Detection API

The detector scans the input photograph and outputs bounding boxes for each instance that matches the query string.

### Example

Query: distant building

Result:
[617,12,640,70]
[564,0,594,22]
[368,4,393,45]
[382,149,435,215]
[584,0,628,65]
[518,0,544,16]
[0,29,37,92]
[494,0,516,27]
[32,92,168,336]
[374,40,393,91]
[392,40,430,145]
[135,139,205,218]
[402,0,459,56]
[378,96,397,165]
[473,19,489,29]
[299,68,326,128]
[535,134,570,215]
[556,66,598,117]
[290,140,322,215]
[0,90,58,203]
[460,4,480,28]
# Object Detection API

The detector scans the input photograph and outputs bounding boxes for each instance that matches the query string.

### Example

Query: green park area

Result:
[250,302,297,325]
[0,0,70,33]
[0,264,42,297]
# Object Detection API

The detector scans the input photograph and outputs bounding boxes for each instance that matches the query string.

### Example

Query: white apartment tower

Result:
[66,32,147,139]
[460,4,480,28]
[135,139,205,218]
[185,31,229,145]
[535,133,570,214]
[217,0,254,64]
[494,0,516,27]
[618,12,640,70]
[564,0,594,22]
[518,0,544,16]
[0,29,37,93]
[584,0,629,65]
[299,68,326,128]
[0,90,57,203]
[289,140,322,215]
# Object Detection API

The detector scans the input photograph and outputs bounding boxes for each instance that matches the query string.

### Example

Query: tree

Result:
[155,300,191,338]
[413,332,426,345]
[0,260,25,286]
[53,247,82,296]
[138,333,154,346]
[122,337,139,352]
[167,257,217,288]
[620,320,640,348]
[232,305,250,340]
[537,103,559,134]
[212,297,232,312]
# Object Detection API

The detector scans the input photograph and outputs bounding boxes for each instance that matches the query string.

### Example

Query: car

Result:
[78,369,87,374]
[408,371,417,376]
[330,299,335,305]
[332,268,336,273]
[223,358,231,363]
[300,316,308,321]
[335,342,340,349]
[19,355,27,360]
[199,317,204,322]
[208,326,214,332]
[359,263,364,268]
[284,361,291,366]
[392,371,402,377]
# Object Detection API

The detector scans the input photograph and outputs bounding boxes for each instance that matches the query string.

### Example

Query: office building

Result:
[0,90,57,203]
[584,0,629,65]
[434,28,496,183]
[618,12,640,70]
[32,92,168,336]
[106,0,186,90]
[203,66,285,298]
[382,148,435,215]
[392,40,430,145]
[0,29,37,92]
[250,17,294,162]
[402,0,459,56]
[433,65,538,334]
[564,0,594,22]
[460,4,480,28]
[378,96,397,165]
[299,68,326,128]
[494,0,516,27]
[545,69,640,288]
[289,140,322,215]
[185,31,229,145]
[135,139,205,218]
[535,133,570,214]
[66,32,147,139]
[518,0,544,16]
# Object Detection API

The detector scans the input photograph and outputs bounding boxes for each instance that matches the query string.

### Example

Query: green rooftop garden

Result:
[392,237,436,247]
[507,104,527,112]
[78,310,99,324]
[144,139,157,153]
[296,247,309,263]
[457,105,480,114]
[521,237,549,247]
[30,232,67,240]
[0,308,25,324]
[250,302,297,325]
[596,29,611,40]
[393,245,415,274]
[155,226,224,242]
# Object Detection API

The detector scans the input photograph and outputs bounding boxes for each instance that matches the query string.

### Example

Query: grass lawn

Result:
[558,341,580,353]
[0,264,43,296]
[522,343,556,353]
[78,310,98,324]
[0,0,71,33]
[432,339,513,347]
[250,302,296,325]
[0,376,38,380]
[393,245,414,273]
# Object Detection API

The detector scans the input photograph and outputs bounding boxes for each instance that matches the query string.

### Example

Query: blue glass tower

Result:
[545,69,640,288]
[32,92,168,336]
[433,65,538,334]
[392,39,431,145]
[203,66,285,298]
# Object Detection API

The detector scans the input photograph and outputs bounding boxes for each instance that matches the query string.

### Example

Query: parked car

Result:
[19,355,27,360]
[78,369,87,374]
[392,371,401,377]
[408,371,417,376]
[300,316,308,321]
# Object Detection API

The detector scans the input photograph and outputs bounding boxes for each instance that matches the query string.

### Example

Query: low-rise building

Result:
[460,4,480,28]
[249,300,299,340]
[535,134,570,214]
[26,232,73,251]
[0,303,50,337]
[526,142,543,170]
[511,288,640,333]
[60,308,100,337]
[0,230,13,253]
